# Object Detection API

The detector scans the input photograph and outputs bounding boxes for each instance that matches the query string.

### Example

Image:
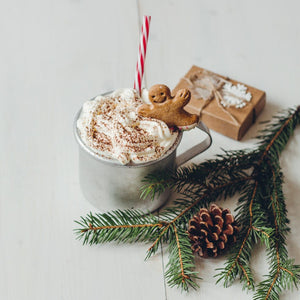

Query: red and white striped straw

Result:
[134,15,151,95]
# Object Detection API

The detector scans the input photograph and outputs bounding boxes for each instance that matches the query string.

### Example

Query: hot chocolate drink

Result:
[76,89,178,165]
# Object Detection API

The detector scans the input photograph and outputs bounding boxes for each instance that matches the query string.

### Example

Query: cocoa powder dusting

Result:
[78,89,178,164]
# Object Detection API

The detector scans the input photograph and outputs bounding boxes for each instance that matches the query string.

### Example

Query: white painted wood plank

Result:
[0,1,165,299]
[139,0,300,299]
[140,0,300,107]
[1,0,300,299]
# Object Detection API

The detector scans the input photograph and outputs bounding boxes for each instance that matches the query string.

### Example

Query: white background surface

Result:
[1,0,300,299]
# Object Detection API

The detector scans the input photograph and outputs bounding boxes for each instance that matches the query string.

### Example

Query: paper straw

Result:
[134,15,151,94]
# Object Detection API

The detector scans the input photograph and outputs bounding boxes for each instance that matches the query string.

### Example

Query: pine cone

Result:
[187,204,239,258]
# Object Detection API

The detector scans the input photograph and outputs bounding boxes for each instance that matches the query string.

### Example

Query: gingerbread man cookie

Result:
[138,84,199,129]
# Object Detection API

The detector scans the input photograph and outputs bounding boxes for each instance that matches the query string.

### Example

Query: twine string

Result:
[182,71,244,125]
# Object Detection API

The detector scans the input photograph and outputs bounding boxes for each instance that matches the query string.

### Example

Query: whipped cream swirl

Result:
[77,89,178,164]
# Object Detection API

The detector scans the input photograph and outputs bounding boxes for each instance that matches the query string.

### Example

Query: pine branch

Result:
[165,224,199,291]
[253,160,300,299]
[75,209,167,245]
[75,106,300,296]
[215,181,260,290]
[141,152,257,200]
[254,261,300,300]
[214,107,300,296]
[257,106,300,164]
[141,107,300,202]
[147,175,254,254]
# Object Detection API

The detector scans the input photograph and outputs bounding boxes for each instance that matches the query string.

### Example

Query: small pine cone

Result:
[187,204,239,258]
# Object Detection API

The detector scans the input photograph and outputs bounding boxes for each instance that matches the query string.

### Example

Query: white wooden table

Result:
[1,1,300,299]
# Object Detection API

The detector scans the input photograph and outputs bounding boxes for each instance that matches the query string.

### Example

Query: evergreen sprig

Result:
[165,225,200,290]
[75,106,300,298]
[74,209,165,245]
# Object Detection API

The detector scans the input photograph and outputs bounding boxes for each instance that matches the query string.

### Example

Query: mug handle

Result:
[175,122,212,167]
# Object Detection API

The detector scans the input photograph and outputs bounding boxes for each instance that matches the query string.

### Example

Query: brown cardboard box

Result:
[173,66,266,140]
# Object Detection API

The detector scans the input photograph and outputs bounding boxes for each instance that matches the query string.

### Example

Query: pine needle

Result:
[75,106,300,296]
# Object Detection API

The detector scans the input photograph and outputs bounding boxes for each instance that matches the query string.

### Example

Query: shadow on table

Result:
[241,101,283,142]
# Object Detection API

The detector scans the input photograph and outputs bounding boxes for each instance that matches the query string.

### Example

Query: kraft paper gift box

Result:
[173,65,266,140]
